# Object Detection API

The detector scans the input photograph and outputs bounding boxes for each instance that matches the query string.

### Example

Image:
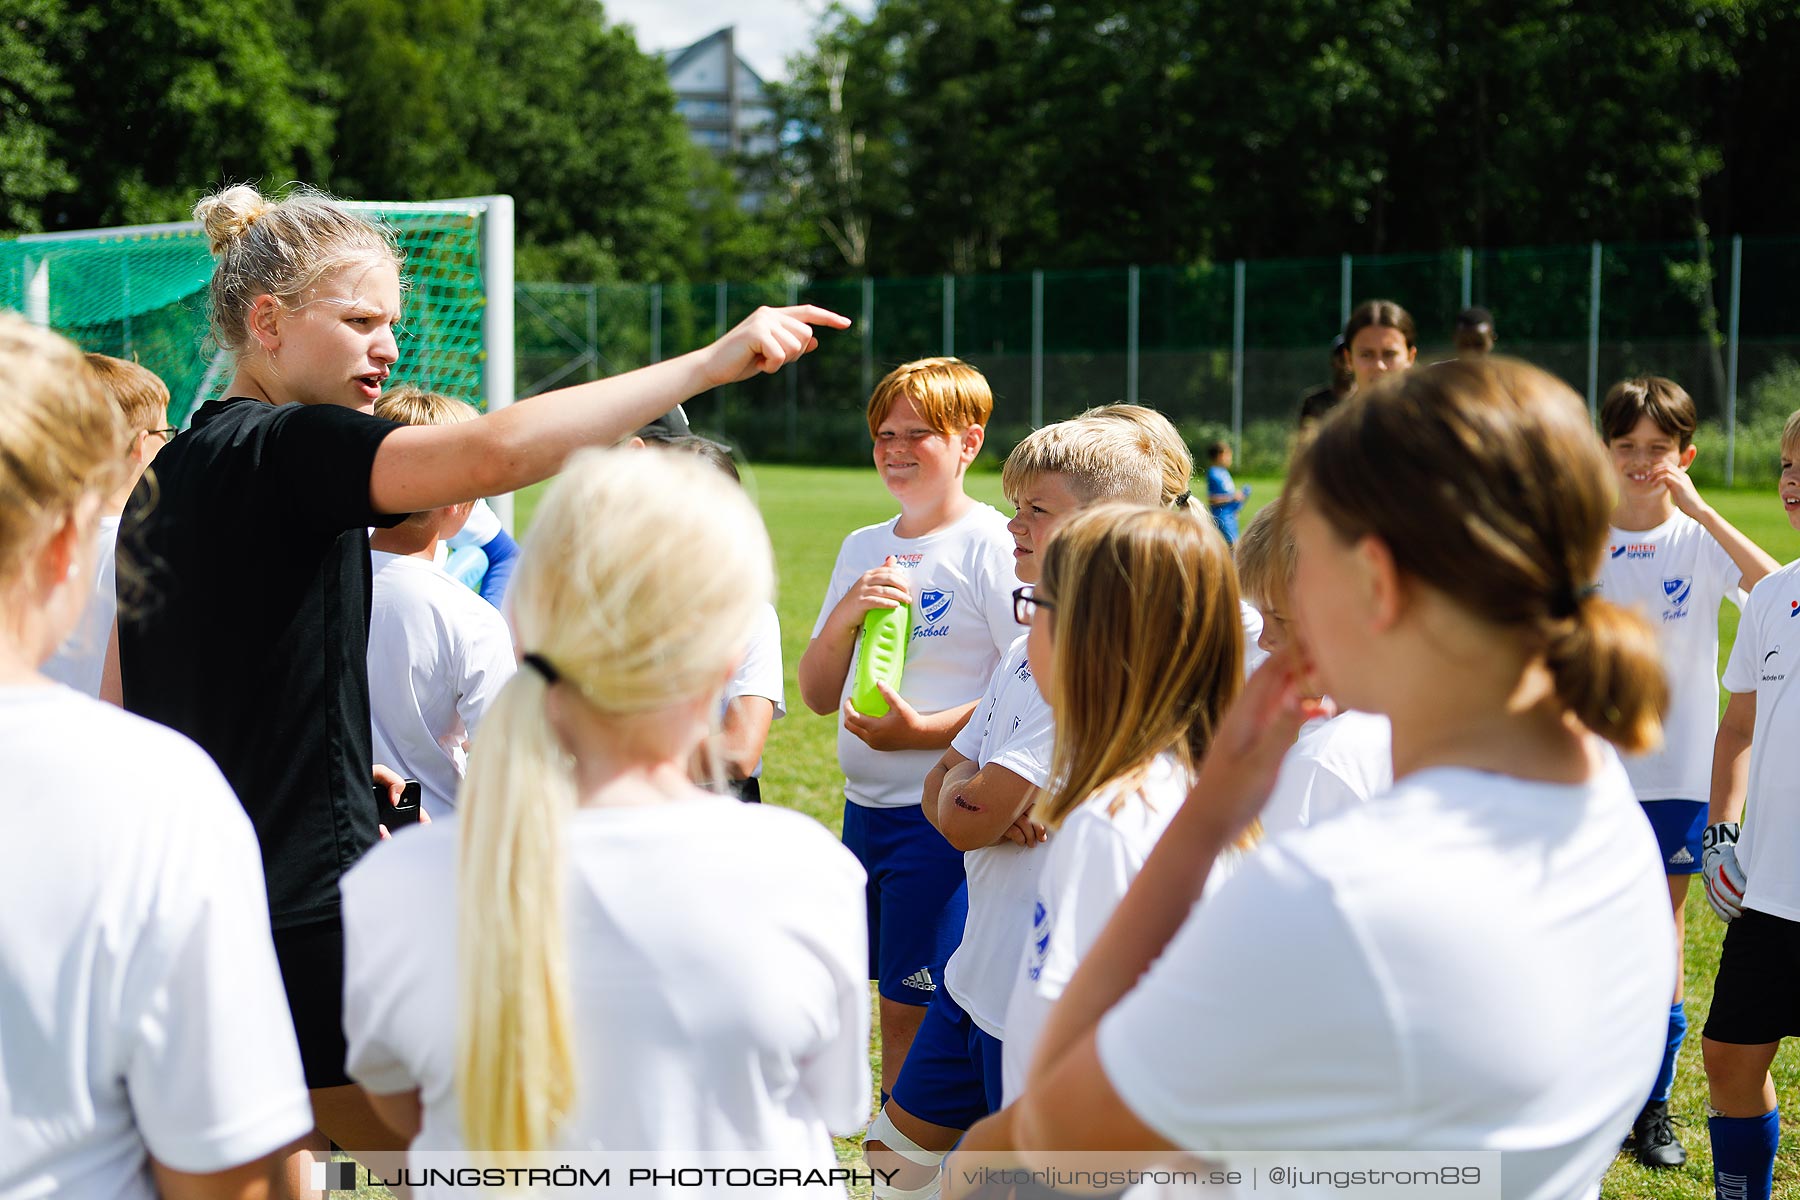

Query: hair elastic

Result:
[522,652,561,684]
[1174,490,1193,509]
[1551,583,1599,620]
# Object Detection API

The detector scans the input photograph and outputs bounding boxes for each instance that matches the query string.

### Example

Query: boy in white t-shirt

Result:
[367,389,517,819]
[797,358,1017,1101]
[1593,377,1778,1169]
[1699,408,1800,1200]
[1235,497,1392,836]
[864,419,1163,1199]
[43,355,174,701]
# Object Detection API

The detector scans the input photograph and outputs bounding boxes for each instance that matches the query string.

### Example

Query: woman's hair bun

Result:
[193,184,271,254]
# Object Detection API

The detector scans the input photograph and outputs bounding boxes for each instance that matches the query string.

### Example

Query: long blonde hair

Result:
[455,448,774,1153]
[0,315,128,584]
[1034,504,1242,828]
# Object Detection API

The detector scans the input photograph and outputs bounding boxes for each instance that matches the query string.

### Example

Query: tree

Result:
[39,0,332,228]
[297,0,491,201]
[0,0,76,233]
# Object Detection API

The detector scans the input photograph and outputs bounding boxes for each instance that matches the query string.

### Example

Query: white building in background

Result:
[664,26,777,162]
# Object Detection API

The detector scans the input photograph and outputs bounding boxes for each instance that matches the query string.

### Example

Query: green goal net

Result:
[0,197,515,429]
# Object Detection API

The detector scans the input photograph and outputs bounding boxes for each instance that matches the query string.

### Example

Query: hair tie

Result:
[522,652,561,684]
[1550,583,1599,620]
[1174,490,1193,509]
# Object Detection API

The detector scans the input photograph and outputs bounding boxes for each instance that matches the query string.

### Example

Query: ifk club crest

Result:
[919,588,953,625]
[1662,577,1692,619]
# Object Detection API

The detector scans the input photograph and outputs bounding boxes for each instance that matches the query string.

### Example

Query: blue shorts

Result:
[1640,799,1707,876]
[842,801,969,1006]
[889,986,1004,1130]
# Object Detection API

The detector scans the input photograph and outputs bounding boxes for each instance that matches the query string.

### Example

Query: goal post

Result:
[0,193,518,529]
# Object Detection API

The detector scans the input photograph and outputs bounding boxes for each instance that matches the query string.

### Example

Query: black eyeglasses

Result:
[148,427,179,441]
[1012,585,1053,626]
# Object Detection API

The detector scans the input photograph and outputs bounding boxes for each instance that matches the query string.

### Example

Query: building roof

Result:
[662,26,768,91]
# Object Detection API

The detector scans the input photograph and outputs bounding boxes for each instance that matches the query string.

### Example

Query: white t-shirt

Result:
[1721,560,1800,921]
[0,687,312,1200]
[341,796,869,1188]
[1001,754,1240,1104]
[1260,711,1392,836]
[1096,755,1673,1200]
[720,603,785,780]
[1239,600,1268,678]
[1595,513,1741,800]
[41,516,121,698]
[446,496,502,552]
[812,504,1016,808]
[943,636,1057,1038]
[368,551,518,819]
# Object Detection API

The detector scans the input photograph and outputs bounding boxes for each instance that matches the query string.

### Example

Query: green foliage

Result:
[770,0,1795,277]
[39,0,333,228]
[0,0,788,280]
[0,0,75,231]
[1691,357,1800,487]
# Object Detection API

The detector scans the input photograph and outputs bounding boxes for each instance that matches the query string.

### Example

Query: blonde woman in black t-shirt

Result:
[118,183,846,1193]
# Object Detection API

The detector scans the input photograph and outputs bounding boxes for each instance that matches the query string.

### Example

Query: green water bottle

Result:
[852,603,911,716]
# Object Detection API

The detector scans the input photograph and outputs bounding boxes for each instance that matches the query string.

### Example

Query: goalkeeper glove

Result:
[1702,821,1746,922]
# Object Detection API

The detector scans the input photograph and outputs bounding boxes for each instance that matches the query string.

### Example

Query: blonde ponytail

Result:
[453,447,773,1155]
[455,666,579,1155]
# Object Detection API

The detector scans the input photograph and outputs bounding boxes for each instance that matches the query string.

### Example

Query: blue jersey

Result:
[1206,465,1244,543]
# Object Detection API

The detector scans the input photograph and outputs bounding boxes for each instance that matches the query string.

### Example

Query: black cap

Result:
[635,404,692,442]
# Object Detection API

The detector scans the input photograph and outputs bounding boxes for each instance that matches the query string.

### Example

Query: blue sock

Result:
[1651,1001,1686,1103]
[1709,1108,1778,1200]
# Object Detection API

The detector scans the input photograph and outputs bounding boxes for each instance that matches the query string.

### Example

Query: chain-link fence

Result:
[518,236,1800,483]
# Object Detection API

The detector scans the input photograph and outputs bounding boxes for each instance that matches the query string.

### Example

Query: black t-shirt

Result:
[120,398,404,929]
[1298,385,1343,425]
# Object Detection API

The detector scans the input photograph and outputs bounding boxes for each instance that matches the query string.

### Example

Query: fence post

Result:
[1339,253,1352,326]
[120,259,134,358]
[861,277,874,399]
[1586,241,1602,421]
[650,283,662,364]
[1232,259,1246,455]
[23,258,47,326]
[1127,265,1140,405]
[786,279,800,457]
[942,274,955,357]
[1460,247,1473,311]
[1031,269,1044,428]
[585,283,597,380]
[1726,234,1743,487]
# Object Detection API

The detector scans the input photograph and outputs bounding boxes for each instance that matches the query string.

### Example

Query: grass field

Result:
[468,465,1800,1198]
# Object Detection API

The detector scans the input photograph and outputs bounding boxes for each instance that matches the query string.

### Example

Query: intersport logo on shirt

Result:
[1611,543,1657,560]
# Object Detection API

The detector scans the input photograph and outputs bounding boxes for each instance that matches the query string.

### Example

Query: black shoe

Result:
[1630,1100,1687,1169]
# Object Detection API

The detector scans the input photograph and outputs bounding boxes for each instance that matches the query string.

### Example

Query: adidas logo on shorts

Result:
[901,968,937,993]
[1670,847,1695,866]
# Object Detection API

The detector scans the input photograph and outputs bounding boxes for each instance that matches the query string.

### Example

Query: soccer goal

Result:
[0,195,517,522]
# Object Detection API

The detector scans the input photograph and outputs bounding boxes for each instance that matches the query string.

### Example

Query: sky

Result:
[604,0,875,82]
